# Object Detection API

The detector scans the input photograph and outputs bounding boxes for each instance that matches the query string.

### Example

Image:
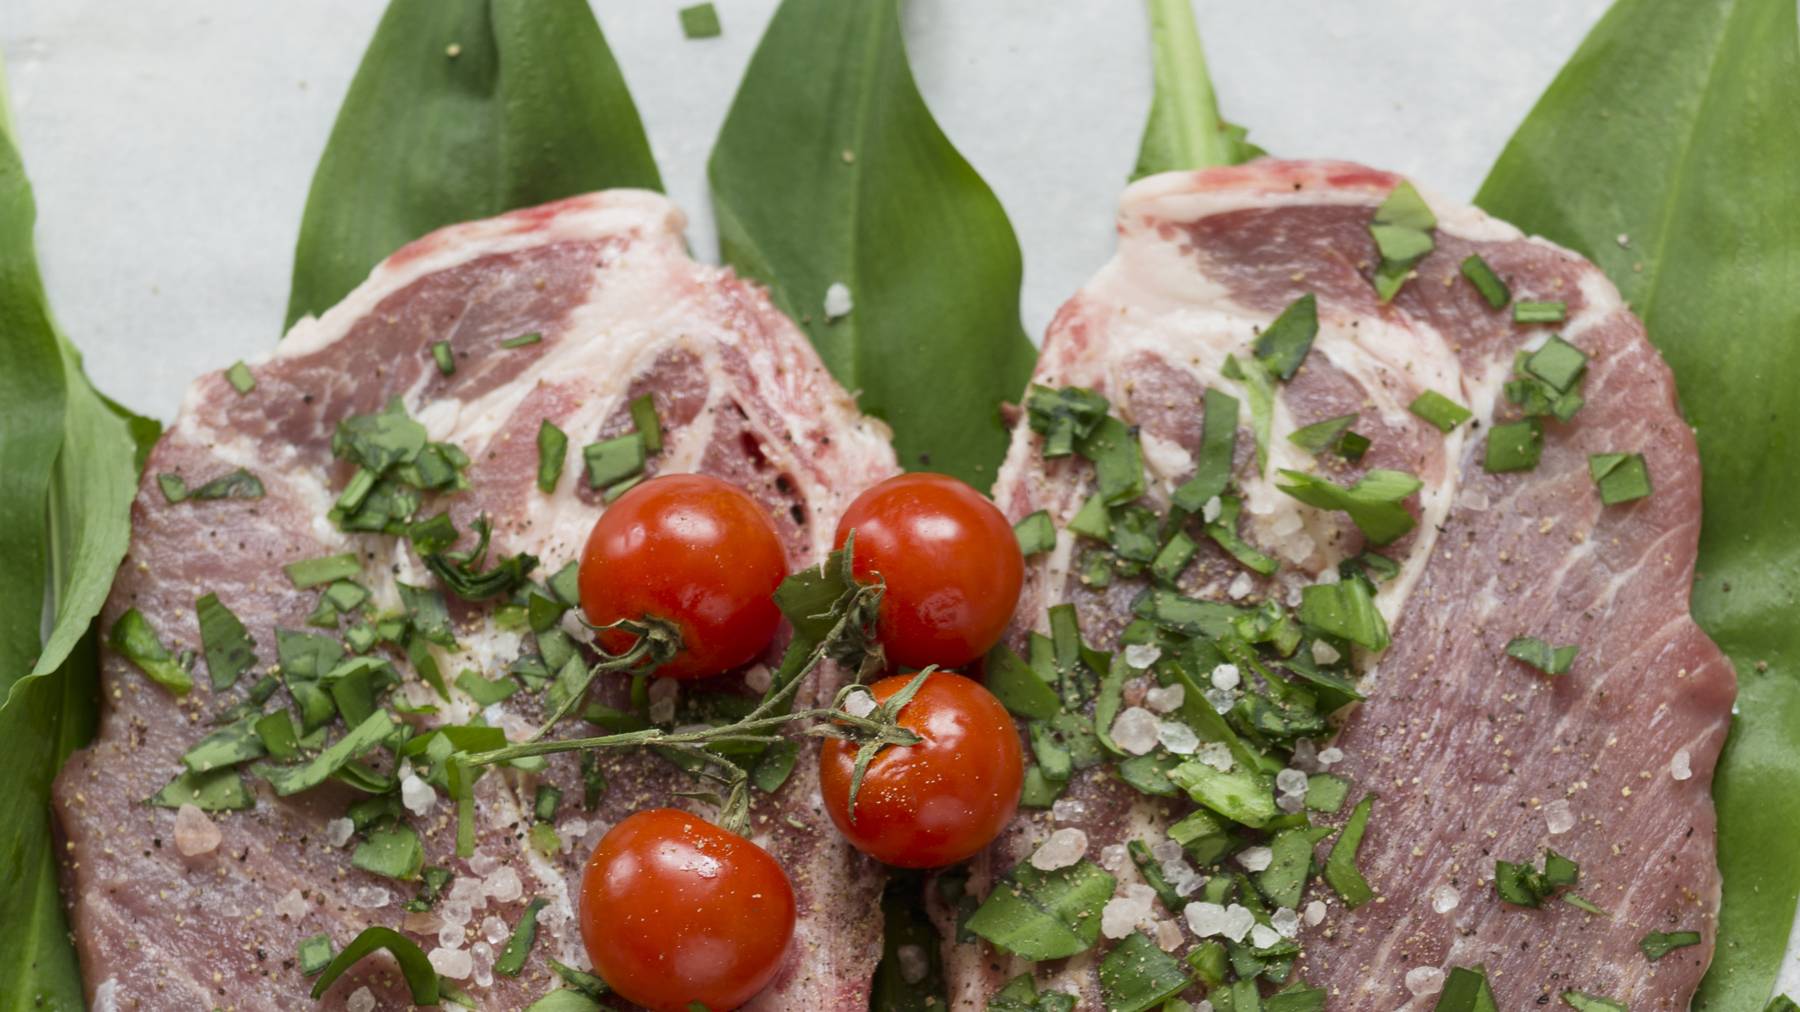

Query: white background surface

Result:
[8,0,1799,998]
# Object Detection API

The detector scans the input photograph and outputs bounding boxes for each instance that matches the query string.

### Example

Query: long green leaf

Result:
[1133,0,1263,177]
[1477,1,1800,1006]
[285,0,661,329]
[709,0,1037,485]
[0,56,146,1011]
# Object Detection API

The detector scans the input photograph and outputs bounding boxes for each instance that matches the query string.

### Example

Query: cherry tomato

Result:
[579,808,796,1011]
[819,672,1024,868]
[580,474,787,680]
[832,473,1023,670]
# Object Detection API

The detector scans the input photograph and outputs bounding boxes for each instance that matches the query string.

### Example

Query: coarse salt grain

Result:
[1158,721,1200,755]
[1431,884,1461,914]
[1183,901,1230,938]
[482,915,509,945]
[448,876,488,911]
[1144,683,1185,713]
[1197,742,1233,772]
[843,689,878,719]
[401,774,437,816]
[824,283,854,320]
[429,946,474,980]
[347,988,376,1012]
[1109,707,1161,756]
[1544,798,1577,835]
[1310,640,1341,665]
[1051,797,1087,824]
[1235,846,1273,873]
[439,921,465,949]
[1155,918,1185,951]
[1125,643,1163,670]
[648,678,680,724]
[1670,748,1693,781]
[1227,572,1255,600]
[1270,907,1300,938]
[897,943,929,984]
[469,849,503,876]
[1210,664,1240,691]
[325,817,355,848]
[1202,496,1223,523]
[471,941,495,988]
[1101,889,1154,940]
[1249,923,1280,949]
[1030,828,1088,871]
[1316,747,1344,767]
[274,888,308,921]
[350,885,392,910]
[1151,839,1184,863]
[1205,687,1236,714]
[1457,489,1490,513]
[174,804,221,856]
[743,664,773,694]
[1405,966,1446,996]
[1304,900,1327,926]
[1271,511,1304,538]
[1276,768,1309,795]
[1281,533,1316,564]
[1100,843,1129,872]
[484,866,523,903]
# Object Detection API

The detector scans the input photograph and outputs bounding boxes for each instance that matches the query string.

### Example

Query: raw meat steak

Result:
[53,191,897,1010]
[940,160,1733,1010]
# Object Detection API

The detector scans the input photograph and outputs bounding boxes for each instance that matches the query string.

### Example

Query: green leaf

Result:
[1172,388,1239,512]
[869,872,947,1011]
[1505,636,1579,676]
[353,824,426,881]
[1408,390,1473,433]
[149,766,254,812]
[1134,0,1261,177]
[1169,756,1277,828]
[1640,929,1703,962]
[710,0,1037,484]
[286,0,661,329]
[1561,992,1627,1012]
[1588,452,1653,505]
[1097,930,1191,1012]
[679,3,722,39]
[283,551,362,589]
[309,925,441,1003]
[254,711,397,796]
[1433,967,1499,1012]
[965,858,1116,961]
[1276,467,1421,546]
[1254,294,1319,382]
[108,607,192,695]
[496,896,548,976]
[1477,2,1800,1003]
[1298,578,1389,652]
[984,642,1061,721]
[1323,795,1375,907]
[196,593,257,691]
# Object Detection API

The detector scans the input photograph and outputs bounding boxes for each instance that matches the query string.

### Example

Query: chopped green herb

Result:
[297,933,334,976]
[1014,510,1056,556]
[629,393,663,454]
[1639,929,1702,961]
[496,897,550,976]
[148,768,252,811]
[254,711,396,796]
[1460,255,1510,308]
[1288,413,1357,454]
[353,825,426,880]
[1172,388,1240,512]
[583,433,645,490]
[226,360,256,394]
[984,643,1060,721]
[1077,415,1146,506]
[110,607,191,694]
[1433,966,1499,1012]
[455,669,519,705]
[751,740,799,793]
[1589,452,1652,505]
[1222,353,1275,473]
[1254,294,1319,381]
[1765,998,1800,1012]
[1484,418,1544,473]
[1506,635,1578,676]
[423,515,539,601]
[308,926,440,1003]
[1169,758,1278,828]
[1370,180,1437,302]
[431,341,455,375]
[1205,496,1278,576]
[1560,992,1626,1011]
[1409,390,1473,432]
[964,859,1116,961]
[679,2,722,38]
[534,419,568,494]
[183,719,266,773]
[501,331,543,349]
[1277,468,1422,546]
[283,552,361,589]
[1496,849,1580,907]
[255,710,299,759]
[1525,338,1588,395]
[195,592,256,690]
[1097,930,1190,1012]
[1515,300,1568,324]
[1150,529,1200,584]
[157,468,265,503]
[1323,795,1375,907]
[1025,384,1111,458]
[1305,772,1350,813]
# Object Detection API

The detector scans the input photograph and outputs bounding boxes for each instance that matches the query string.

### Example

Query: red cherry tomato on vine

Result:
[819,672,1024,868]
[580,473,787,680]
[832,473,1023,670]
[579,808,796,1011]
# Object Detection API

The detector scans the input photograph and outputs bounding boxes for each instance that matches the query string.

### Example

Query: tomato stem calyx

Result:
[810,668,934,824]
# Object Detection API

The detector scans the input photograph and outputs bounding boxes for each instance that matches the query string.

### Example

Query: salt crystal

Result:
[1102,896,1149,939]
[824,282,854,320]
[1124,643,1163,670]
[1155,918,1186,951]
[1304,900,1327,926]
[481,915,509,946]
[1227,572,1255,600]
[401,774,437,817]
[1220,904,1255,942]
[1315,567,1341,585]
[1099,843,1129,872]
[843,689,878,719]
[1197,742,1233,772]
[1316,747,1345,767]
[485,866,524,903]
[1184,901,1229,937]
[1271,906,1300,938]
[347,987,376,1012]
[273,888,308,921]
[1281,533,1316,565]
[1144,682,1185,713]
[1277,790,1307,814]
[1205,688,1237,714]
[1196,1002,1216,1012]
[325,817,355,848]
[469,849,503,876]
[1202,496,1223,523]
[1157,721,1200,755]
[1271,511,1304,538]
[1169,864,1203,897]
[448,875,488,911]
[1544,798,1576,835]
[684,854,723,879]
[1457,489,1491,513]
[439,921,465,949]
[1431,884,1461,914]
[471,941,495,988]
[429,946,474,980]
[648,678,680,724]
[744,664,773,694]
[1210,664,1241,691]
[1150,839,1184,863]
[173,804,221,857]
[1051,798,1087,824]
[897,943,929,985]
[1276,768,1309,795]
[1310,640,1342,666]
[1249,923,1280,949]
[350,885,391,910]
[558,818,588,854]
[1405,966,1446,997]
[1029,828,1088,871]
[442,901,473,927]
[1670,748,1693,781]
[1236,846,1273,873]
[1109,707,1161,756]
